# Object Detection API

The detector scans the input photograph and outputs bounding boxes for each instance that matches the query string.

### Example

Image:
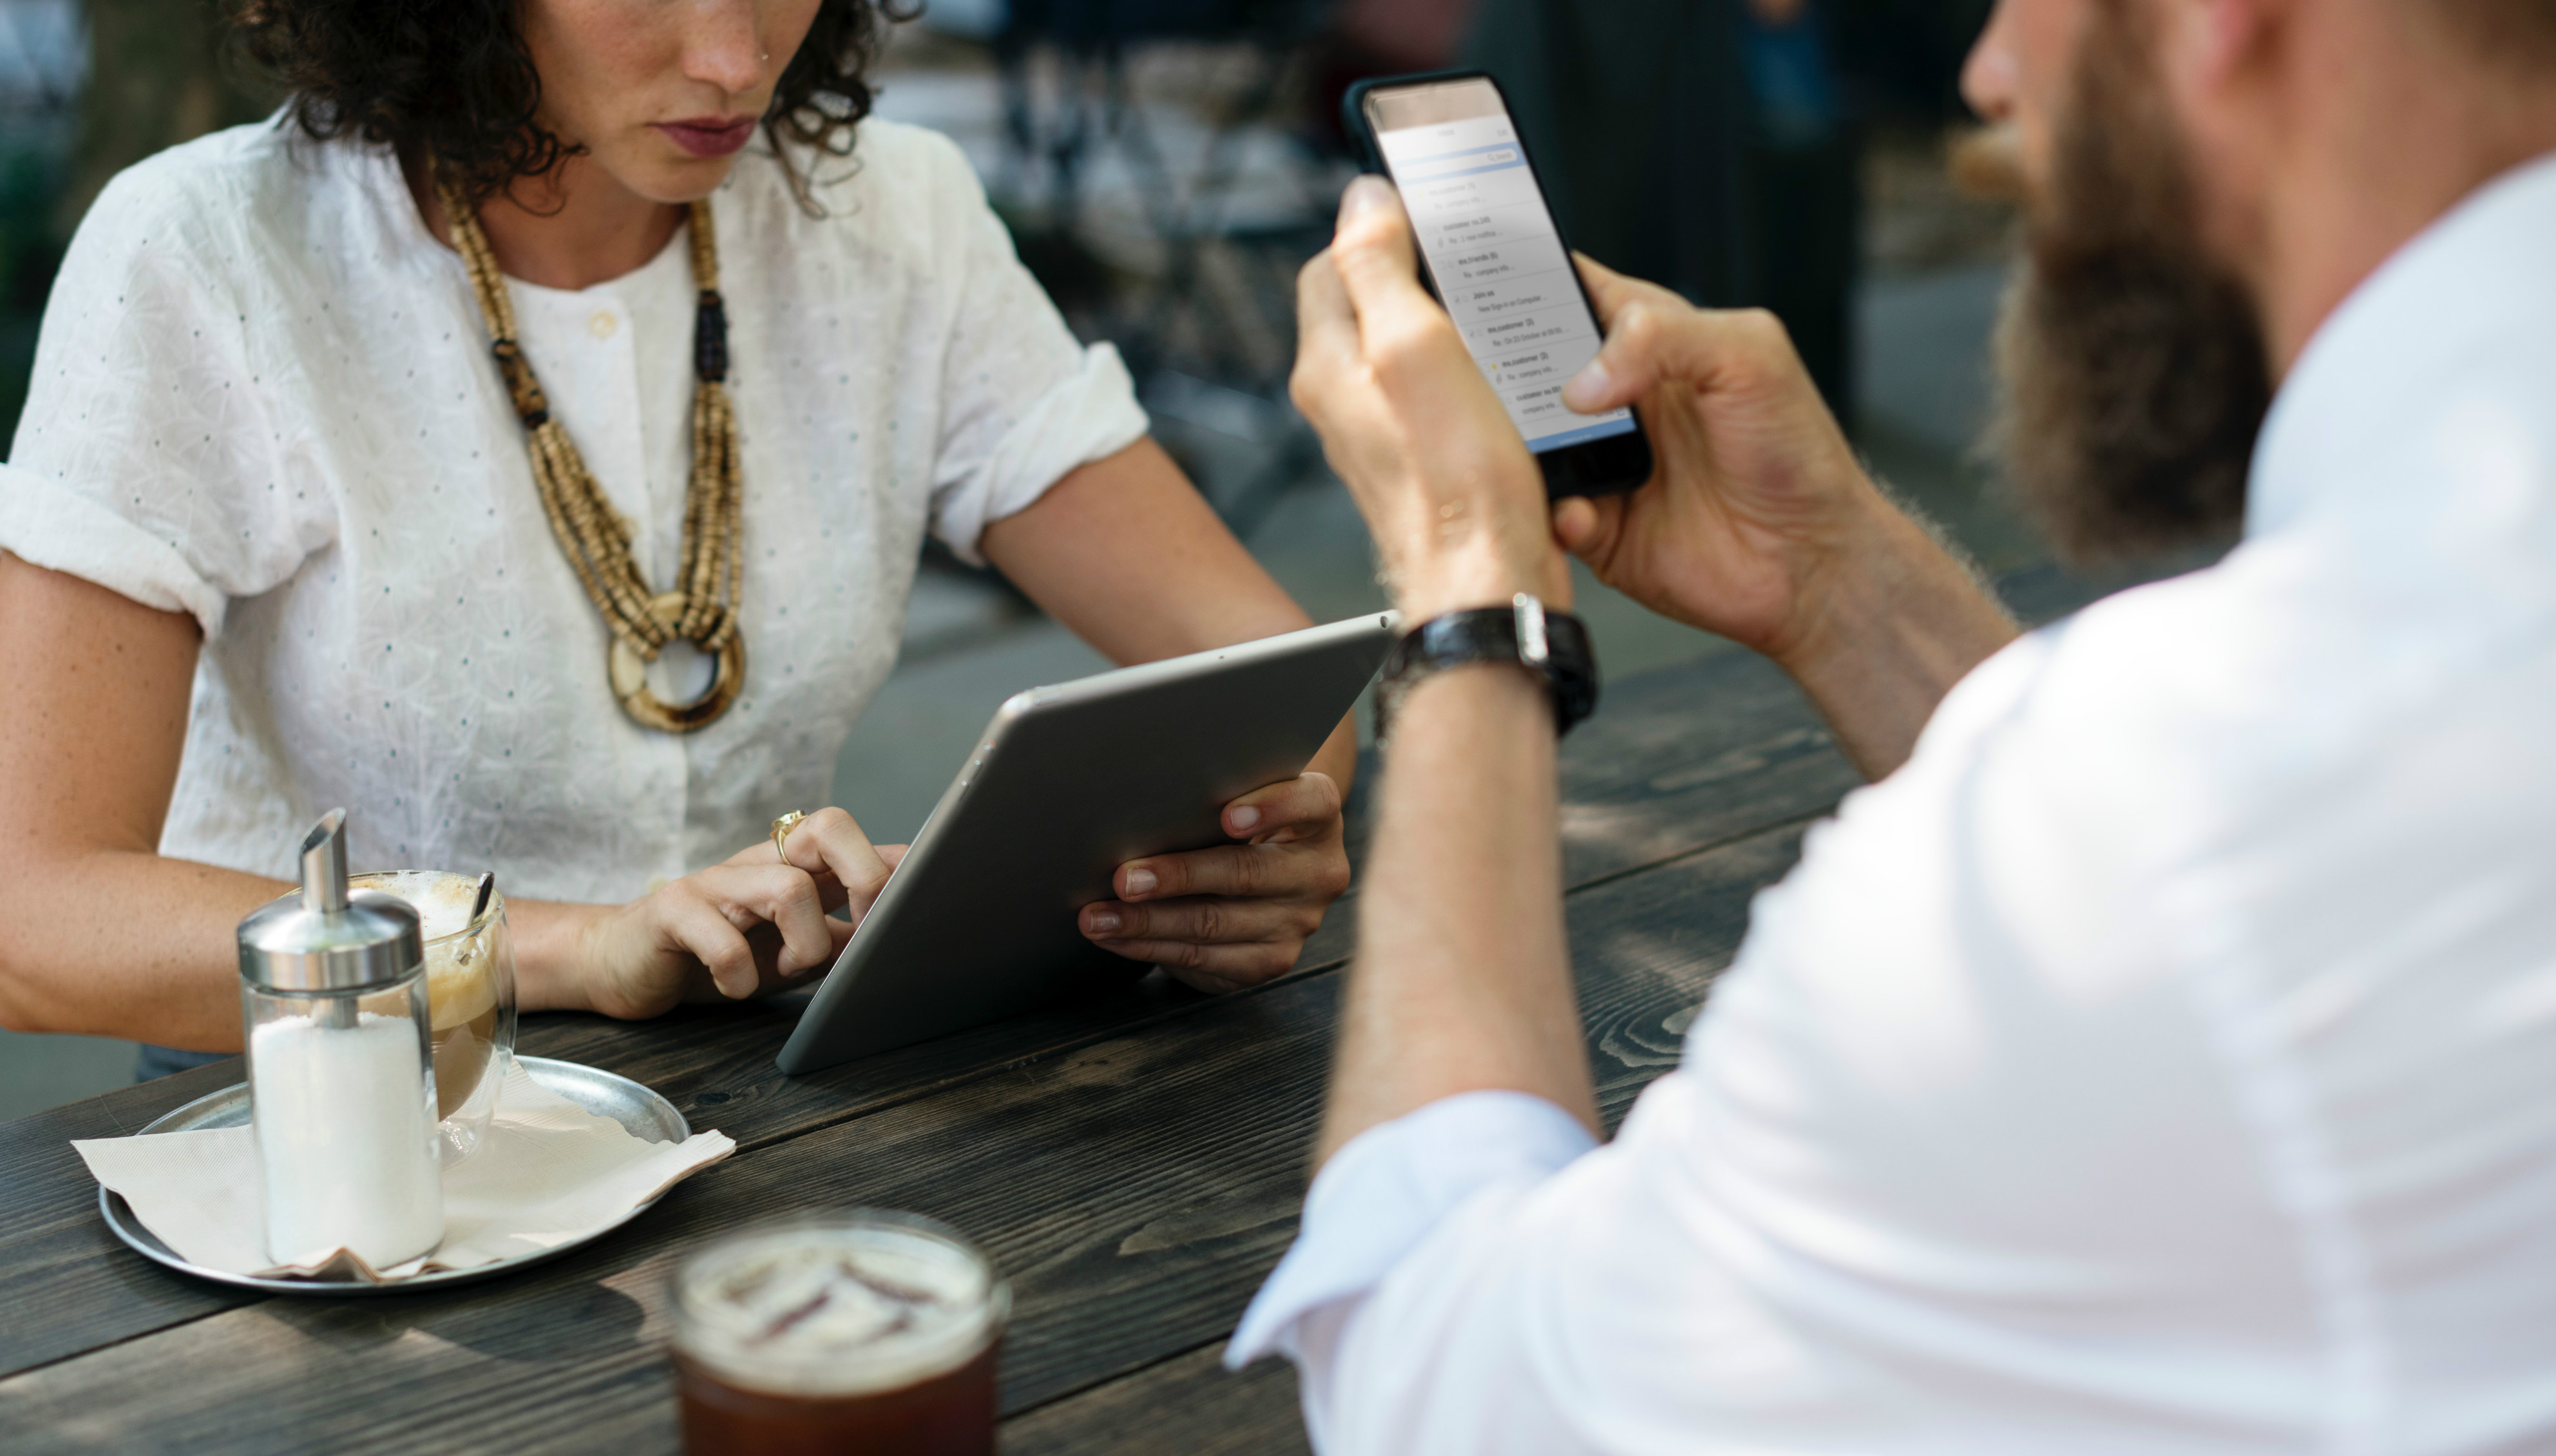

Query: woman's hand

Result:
[1078,771,1351,994]
[1292,177,1572,621]
[571,808,906,1020]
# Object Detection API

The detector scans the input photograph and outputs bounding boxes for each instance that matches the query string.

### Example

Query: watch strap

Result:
[1377,594,1600,739]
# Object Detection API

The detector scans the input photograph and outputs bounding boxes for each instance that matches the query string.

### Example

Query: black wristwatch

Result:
[1377,594,1601,740]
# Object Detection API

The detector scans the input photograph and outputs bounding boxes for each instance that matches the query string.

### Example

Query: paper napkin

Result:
[75,1064,733,1283]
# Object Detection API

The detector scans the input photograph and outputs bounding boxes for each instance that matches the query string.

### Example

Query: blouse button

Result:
[589,311,619,339]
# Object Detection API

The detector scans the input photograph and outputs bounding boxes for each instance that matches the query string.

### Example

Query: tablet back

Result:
[776,613,1397,1074]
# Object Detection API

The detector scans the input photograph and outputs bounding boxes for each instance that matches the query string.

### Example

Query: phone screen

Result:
[1366,78,1637,455]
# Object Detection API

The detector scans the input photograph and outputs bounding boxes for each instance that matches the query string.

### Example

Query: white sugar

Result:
[251,1012,444,1268]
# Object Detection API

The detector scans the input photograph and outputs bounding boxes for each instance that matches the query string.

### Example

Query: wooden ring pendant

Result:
[607,592,747,735]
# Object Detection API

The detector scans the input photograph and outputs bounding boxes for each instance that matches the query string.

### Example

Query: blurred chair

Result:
[1460,0,1862,424]
[979,0,1344,535]
[1735,0,1860,423]
[1304,0,1476,152]
[1331,0,1474,70]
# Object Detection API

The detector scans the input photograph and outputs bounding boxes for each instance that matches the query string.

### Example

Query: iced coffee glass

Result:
[350,871,516,1164]
[669,1211,1009,1456]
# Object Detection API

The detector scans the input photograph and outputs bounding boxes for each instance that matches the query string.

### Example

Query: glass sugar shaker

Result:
[237,809,445,1270]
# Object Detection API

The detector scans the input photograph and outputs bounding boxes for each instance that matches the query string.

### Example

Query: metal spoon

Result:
[456,871,497,965]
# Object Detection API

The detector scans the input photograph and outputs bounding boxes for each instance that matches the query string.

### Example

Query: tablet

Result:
[776,612,1398,1075]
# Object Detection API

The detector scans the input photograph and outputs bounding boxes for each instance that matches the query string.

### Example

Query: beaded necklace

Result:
[438,168,747,733]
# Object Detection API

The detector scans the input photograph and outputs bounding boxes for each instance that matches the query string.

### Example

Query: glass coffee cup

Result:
[350,871,517,1163]
[668,1211,1009,1456]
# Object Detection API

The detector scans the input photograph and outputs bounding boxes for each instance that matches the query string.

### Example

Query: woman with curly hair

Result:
[0,0,1359,1070]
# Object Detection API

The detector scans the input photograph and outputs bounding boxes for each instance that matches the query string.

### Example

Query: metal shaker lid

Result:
[237,809,424,993]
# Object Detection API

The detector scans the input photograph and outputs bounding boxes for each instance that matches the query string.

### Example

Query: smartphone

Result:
[1344,71,1654,499]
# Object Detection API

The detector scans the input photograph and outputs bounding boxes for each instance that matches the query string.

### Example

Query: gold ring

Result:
[770,810,809,863]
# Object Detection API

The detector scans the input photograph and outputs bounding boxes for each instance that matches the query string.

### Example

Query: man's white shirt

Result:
[1230,153,2556,1454]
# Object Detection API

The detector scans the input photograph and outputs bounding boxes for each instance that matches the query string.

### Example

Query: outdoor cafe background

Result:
[0,0,2021,1116]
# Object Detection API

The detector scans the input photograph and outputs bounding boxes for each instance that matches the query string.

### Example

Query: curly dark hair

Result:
[223,0,921,209]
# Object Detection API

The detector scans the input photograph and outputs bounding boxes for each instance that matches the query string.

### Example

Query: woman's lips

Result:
[654,117,757,158]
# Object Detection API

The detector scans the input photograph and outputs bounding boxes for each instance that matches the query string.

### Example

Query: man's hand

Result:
[1554,259,2021,776]
[1080,771,1351,994]
[1284,181,1601,1163]
[1549,260,1891,662]
[1292,176,1572,621]
[573,807,906,1019]
[1293,178,2014,780]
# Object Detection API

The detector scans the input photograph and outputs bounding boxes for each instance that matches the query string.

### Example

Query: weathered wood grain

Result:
[0,643,1864,1386]
[1540,555,2158,891]
[0,549,2170,1446]
[0,1059,242,1250]
[0,822,1806,1455]
[1002,1342,1308,1456]
[4,549,2151,1421]
[0,1061,262,1377]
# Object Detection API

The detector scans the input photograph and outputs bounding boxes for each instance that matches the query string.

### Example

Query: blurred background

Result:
[0,0,2028,1115]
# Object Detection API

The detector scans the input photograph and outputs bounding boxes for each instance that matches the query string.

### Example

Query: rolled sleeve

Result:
[0,464,229,636]
[1228,1091,1597,1368]
[929,339,1147,565]
[919,131,1149,565]
[1,158,317,639]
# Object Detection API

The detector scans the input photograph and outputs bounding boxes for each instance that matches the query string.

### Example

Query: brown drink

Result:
[356,871,511,1120]
[669,1212,1009,1456]
[429,1002,497,1118]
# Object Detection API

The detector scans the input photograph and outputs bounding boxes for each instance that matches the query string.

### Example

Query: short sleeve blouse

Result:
[0,118,1149,900]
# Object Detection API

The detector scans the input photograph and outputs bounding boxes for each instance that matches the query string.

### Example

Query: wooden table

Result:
[0,567,2106,1455]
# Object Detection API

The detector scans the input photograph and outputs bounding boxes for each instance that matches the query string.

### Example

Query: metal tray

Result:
[98,1055,691,1296]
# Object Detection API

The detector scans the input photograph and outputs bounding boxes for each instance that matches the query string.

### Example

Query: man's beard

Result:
[1991,4,2272,563]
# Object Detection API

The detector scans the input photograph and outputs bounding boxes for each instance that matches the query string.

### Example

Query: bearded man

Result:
[1226,0,2556,1450]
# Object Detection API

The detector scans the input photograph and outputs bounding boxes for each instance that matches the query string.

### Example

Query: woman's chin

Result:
[604,147,747,207]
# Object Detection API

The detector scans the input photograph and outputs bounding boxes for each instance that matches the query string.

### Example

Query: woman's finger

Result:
[808,916,856,966]
[783,806,896,920]
[658,891,761,999]
[693,863,837,978]
[1118,838,1348,903]
[1087,934,1302,992]
[1219,771,1343,842]
[1080,893,1309,947]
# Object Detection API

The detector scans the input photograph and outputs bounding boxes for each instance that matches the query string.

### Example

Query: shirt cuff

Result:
[0,464,229,639]
[1226,1090,1597,1369]
[929,341,1150,567]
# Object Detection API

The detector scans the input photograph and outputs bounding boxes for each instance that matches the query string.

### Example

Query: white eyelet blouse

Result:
[0,117,1147,901]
